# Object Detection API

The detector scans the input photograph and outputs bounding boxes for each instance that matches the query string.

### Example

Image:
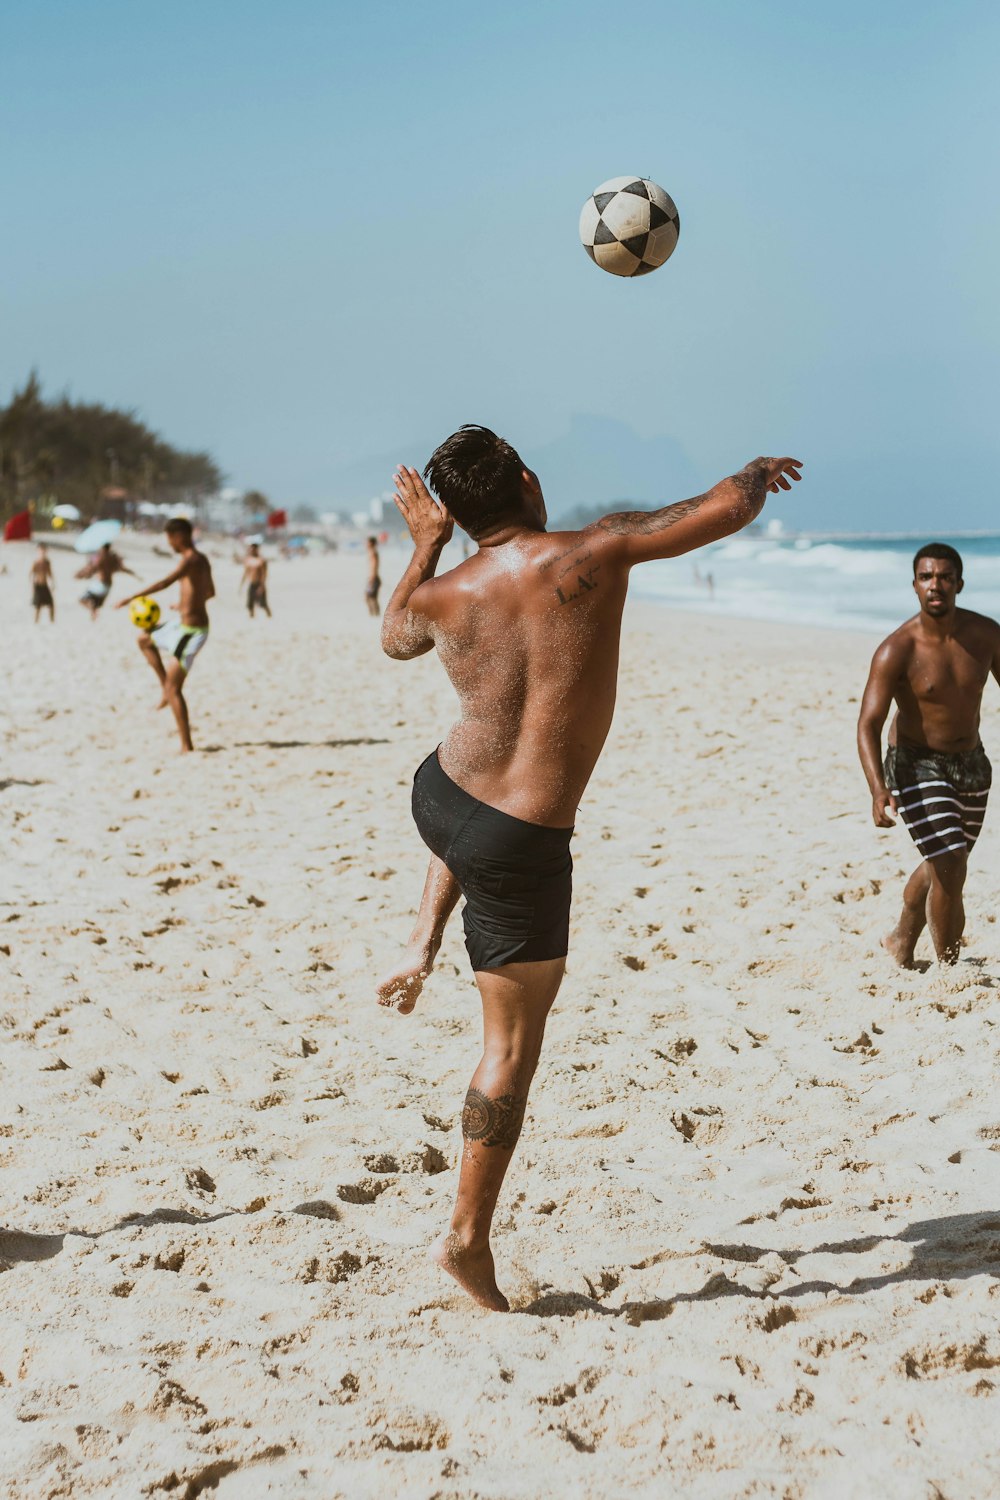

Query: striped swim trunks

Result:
[884,741,991,860]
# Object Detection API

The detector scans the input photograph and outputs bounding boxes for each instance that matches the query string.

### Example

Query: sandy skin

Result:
[375,934,442,1014]
[430,1231,509,1313]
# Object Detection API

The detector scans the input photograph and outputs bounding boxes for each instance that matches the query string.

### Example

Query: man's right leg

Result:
[161,659,194,752]
[377,854,461,1012]
[432,956,565,1311]
[925,849,968,963]
[883,860,931,968]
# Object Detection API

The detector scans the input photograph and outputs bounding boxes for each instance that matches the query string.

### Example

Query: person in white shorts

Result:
[76,543,137,619]
[116,517,215,753]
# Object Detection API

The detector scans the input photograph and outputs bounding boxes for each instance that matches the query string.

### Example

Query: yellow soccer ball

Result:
[129,596,161,630]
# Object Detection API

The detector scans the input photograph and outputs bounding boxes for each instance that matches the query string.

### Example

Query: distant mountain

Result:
[530,415,698,518]
[320,414,698,518]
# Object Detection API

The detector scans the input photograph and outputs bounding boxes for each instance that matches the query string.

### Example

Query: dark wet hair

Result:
[913,542,962,578]
[165,516,193,541]
[424,424,525,538]
[367,535,378,545]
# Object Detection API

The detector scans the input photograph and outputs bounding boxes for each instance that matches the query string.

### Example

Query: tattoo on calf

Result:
[462,1087,526,1150]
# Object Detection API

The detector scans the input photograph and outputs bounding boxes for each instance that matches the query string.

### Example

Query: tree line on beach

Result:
[0,372,223,525]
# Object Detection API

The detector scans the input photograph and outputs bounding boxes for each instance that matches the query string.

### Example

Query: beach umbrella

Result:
[53,503,82,522]
[74,518,123,554]
[3,510,32,542]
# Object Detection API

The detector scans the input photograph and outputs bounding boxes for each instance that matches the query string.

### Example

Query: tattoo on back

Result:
[555,561,601,605]
[462,1087,526,1150]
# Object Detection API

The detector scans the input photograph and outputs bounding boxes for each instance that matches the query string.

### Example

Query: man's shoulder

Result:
[874,618,918,661]
[533,527,607,573]
[957,607,1000,638]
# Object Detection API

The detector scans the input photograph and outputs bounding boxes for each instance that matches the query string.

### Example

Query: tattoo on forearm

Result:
[597,493,710,537]
[730,458,769,515]
[462,1087,526,1150]
[596,460,771,541]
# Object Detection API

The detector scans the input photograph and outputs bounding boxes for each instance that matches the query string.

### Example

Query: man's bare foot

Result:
[376,934,441,1014]
[882,929,916,969]
[430,1231,509,1312]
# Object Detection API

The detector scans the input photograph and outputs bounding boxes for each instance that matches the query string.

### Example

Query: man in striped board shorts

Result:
[858,543,1000,966]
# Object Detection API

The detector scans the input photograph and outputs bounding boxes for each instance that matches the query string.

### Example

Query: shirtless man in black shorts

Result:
[241,543,271,618]
[377,424,802,1309]
[858,543,1000,967]
[30,544,55,622]
[365,536,381,616]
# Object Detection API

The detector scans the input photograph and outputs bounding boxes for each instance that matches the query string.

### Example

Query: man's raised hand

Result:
[393,466,453,550]
[759,457,803,494]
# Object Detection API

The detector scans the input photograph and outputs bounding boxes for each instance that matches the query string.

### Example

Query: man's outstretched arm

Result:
[857,640,904,828]
[590,457,802,566]
[114,559,188,609]
[381,466,453,660]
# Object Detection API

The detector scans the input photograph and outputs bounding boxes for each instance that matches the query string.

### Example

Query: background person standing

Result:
[858,543,1000,967]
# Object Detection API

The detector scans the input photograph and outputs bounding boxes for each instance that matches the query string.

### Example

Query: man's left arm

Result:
[990,621,1000,690]
[381,466,453,660]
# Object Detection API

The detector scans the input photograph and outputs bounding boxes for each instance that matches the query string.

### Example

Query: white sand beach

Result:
[2,539,999,1498]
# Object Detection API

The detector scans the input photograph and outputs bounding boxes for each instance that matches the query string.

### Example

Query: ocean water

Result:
[633,533,1000,634]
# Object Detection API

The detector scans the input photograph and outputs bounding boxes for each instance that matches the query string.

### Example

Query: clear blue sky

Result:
[3,0,998,528]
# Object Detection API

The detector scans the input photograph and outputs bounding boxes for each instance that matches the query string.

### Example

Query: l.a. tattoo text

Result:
[555,561,601,605]
[462,1087,526,1150]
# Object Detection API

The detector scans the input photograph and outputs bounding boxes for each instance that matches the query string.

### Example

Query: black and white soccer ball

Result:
[579,176,680,278]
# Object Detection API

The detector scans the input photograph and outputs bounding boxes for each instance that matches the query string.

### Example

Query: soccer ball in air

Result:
[129,596,161,630]
[579,176,680,278]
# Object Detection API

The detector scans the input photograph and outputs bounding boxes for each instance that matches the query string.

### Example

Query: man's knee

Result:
[930,851,968,891]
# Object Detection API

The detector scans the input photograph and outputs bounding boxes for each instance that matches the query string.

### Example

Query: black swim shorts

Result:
[884,740,991,860]
[411,749,573,972]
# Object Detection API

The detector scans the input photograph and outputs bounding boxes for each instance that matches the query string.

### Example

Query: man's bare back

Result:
[413,532,627,825]
[389,466,800,828]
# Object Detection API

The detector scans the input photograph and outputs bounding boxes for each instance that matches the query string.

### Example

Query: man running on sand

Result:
[241,542,271,618]
[30,544,55,622]
[116,517,215,753]
[858,543,1000,968]
[377,425,802,1310]
[76,542,137,618]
